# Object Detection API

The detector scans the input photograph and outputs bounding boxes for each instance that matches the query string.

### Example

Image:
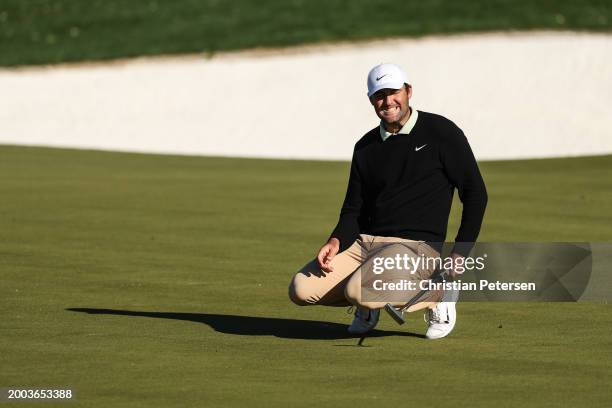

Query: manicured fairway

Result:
[1,0,611,66]
[1,145,611,407]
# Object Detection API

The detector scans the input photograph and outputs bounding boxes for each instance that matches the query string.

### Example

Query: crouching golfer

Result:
[289,63,487,339]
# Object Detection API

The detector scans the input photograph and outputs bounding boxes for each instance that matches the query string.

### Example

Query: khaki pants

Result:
[288,234,443,312]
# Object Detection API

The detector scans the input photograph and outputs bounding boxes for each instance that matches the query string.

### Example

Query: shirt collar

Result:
[379,108,419,141]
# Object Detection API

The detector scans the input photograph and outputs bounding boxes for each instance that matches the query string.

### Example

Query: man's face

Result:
[369,84,412,125]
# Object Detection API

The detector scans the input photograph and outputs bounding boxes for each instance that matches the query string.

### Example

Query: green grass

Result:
[1,145,611,407]
[1,0,611,67]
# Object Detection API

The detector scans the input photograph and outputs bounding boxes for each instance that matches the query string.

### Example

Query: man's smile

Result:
[381,106,400,115]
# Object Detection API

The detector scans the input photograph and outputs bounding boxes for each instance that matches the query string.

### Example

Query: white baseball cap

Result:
[367,63,408,97]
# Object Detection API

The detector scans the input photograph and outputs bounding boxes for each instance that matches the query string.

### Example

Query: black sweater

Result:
[330,110,488,256]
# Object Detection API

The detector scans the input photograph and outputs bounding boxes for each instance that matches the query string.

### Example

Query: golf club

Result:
[384,269,451,325]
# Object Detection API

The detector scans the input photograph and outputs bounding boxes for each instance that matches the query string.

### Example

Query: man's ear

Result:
[405,83,413,99]
[368,95,375,106]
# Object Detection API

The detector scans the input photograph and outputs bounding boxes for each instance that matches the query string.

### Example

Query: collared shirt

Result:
[379,108,419,141]
[331,109,488,257]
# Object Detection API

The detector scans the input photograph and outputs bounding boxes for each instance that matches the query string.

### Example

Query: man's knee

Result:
[288,274,314,306]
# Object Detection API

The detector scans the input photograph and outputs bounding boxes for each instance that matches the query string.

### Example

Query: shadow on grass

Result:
[66,308,425,340]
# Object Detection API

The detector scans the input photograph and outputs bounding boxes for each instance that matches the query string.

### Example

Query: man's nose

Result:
[384,94,394,106]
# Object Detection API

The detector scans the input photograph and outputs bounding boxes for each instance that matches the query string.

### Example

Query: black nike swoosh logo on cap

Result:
[376,74,387,81]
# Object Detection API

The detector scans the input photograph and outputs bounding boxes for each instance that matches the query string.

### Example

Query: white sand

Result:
[1,31,611,161]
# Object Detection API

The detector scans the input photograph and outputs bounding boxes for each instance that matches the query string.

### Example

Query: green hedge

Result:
[1,0,611,66]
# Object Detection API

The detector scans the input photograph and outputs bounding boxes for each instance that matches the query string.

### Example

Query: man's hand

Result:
[317,238,340,272]
[448,252,465,280]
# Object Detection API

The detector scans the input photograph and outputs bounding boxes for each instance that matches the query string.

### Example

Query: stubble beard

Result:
[381,105,411,130]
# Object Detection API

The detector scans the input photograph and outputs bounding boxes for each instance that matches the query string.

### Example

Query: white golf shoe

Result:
[348,307,380,334]
[425,288,458,339]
